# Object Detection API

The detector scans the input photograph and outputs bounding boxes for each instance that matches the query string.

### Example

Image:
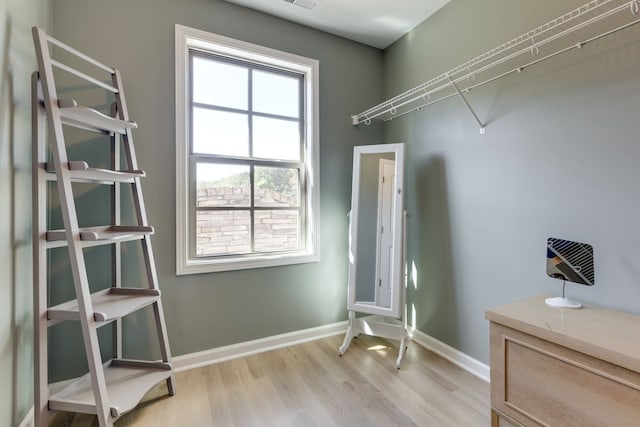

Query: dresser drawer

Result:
[490,323,640,426]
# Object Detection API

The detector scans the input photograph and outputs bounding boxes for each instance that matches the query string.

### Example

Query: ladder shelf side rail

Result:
[113,69,176,382]
[33,27,114,426]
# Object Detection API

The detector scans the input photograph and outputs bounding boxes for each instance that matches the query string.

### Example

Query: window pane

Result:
[196,210,251,256]
[192,56,248,109]
[254,210,300,252]
[255,166,299,207]
[197,163,250,207]
[253,70,300,118]
[192,108,248,157]
[252,116,300,161]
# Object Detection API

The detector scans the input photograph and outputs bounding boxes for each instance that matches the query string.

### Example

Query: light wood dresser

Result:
[485,296,640,426]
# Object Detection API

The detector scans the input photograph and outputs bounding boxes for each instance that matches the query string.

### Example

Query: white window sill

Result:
[176,251,320,275]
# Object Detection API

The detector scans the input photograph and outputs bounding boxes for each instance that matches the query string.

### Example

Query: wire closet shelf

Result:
[351,0,640,131]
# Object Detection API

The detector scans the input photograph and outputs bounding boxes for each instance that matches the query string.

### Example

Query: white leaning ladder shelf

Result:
[31,27,175,427]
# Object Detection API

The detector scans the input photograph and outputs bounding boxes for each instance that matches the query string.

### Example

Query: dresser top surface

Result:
[486,295,640,372]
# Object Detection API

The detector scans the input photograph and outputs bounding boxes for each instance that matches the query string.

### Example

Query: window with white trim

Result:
[175,25,319,274]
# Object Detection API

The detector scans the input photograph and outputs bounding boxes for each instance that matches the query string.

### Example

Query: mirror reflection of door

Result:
[376,159,395,308]
[348,143,404,318]
[355,151,395,308]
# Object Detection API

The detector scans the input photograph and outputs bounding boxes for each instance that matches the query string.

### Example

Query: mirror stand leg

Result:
[339,311,356,355]
[396,332,408,369]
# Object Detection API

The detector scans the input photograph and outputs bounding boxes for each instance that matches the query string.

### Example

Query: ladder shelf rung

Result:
[48,360,173,419]
[46,225,154,248]
[48,287,161,324]
[58,100,137,135]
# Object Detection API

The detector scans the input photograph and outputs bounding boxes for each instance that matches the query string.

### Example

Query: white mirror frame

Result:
[347,143,405,318]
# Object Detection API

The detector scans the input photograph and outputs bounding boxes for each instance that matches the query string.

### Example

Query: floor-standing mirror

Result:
[339,143,409,368]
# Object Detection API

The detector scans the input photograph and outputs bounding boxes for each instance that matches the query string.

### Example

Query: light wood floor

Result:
[50,334,490,426]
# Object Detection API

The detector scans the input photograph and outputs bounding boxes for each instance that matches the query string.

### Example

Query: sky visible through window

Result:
[196,163,249,188]
[192,55,301,184]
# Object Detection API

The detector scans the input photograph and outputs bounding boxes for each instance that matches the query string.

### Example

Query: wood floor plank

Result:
[50,334,490,426]
[337,336,461,426]
[244,349,337,427]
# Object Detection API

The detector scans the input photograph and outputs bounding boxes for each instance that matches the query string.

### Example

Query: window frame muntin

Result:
[176,24,319,275]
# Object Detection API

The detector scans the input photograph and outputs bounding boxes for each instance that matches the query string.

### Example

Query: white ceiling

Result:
[223,0,450,49]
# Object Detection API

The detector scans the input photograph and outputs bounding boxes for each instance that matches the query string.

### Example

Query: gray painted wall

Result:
[384,0,640,363]
[1,0,51,424]
[51,0,384,379]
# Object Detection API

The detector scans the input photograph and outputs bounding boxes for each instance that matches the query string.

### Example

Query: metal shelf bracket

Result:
[447,75,486,134]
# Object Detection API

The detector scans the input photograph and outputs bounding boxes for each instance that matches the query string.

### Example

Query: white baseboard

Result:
[18,407,34,427]
[173,319,489,384]
[410,328,490,383]
[173,320,348,372]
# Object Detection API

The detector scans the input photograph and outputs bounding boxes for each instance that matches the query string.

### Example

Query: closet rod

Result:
[352,0,640,127]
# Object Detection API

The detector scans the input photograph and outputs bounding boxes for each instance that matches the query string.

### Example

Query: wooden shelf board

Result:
[44,161,145,184]
[59,104,137,135]
[48,288,160,323]
[46,226,154,248]
[48,362,171,418]
[80,226,154,242]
